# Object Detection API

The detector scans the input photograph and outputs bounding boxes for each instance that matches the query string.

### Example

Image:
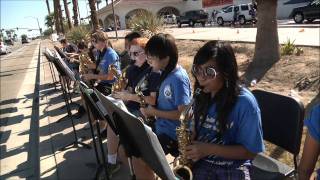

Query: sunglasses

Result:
[192,65,219,79]
[130,51,144,57]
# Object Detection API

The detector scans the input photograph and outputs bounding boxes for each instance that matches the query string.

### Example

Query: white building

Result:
[97,0,311,29]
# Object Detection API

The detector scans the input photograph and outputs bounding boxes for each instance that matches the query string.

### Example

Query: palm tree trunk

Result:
[244,0,280,82]
[63,0,73,29]
[53,0,61,33]
[72,0,79,26]
[57,0,65,33]
[253,0,280,65]
[46,0,51,14]
[89,0,99,31]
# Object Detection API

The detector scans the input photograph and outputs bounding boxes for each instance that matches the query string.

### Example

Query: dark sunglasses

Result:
[130,51,144,57]
[192,65,219,79]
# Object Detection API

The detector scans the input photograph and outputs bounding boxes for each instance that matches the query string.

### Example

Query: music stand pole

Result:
[57,75,91,151]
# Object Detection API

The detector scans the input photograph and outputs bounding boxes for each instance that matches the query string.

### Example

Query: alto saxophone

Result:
[79,51,92,74]
[109,64,128,92]
[173,88,201,180]
[134,71,156,125]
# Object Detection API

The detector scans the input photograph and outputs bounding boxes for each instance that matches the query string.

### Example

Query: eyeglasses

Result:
[130,51,144,57]
[192,65,219,79]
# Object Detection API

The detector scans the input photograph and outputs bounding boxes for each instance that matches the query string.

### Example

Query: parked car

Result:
[0,41,8,55]
[4,39,14,46]
[163,14,177,24]
[21,37,30,44]
[216,3,256,26]
[289,0,320,24]
[177,10,208,27]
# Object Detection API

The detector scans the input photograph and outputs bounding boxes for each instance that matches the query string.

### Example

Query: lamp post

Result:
[25,16,42,36]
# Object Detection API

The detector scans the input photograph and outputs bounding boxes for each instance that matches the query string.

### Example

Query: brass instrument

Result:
[79,51,93,74]
[173,88,201,180]
[134,74,148,107]
[109,64,128,92]
[134,72,157,126]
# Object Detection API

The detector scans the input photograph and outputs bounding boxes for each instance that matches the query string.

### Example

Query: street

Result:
[0,40,41,179]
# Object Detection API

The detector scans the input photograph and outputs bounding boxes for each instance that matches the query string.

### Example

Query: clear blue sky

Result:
[0,0,108,38]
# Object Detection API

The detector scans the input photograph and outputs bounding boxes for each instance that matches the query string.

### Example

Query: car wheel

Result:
[294,12,304,24]
[189,21,194,27]
[217,17,224,26]
[201,22,206,27]
[307,18,315,23]
[178,22,181,28]
[239,16,246,25]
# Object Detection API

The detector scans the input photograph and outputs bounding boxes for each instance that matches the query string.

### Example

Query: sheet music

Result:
[105,95,129,113]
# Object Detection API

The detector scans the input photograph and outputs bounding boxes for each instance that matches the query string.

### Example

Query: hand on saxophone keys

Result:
[185,141,210,162]
[112,90,131,101]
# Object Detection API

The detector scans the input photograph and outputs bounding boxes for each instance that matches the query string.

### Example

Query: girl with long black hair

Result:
[185,41,264,179]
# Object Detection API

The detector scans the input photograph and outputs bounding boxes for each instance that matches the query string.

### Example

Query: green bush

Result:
[281,39,296,56]
[43,28,54,37]
[128,11,164,38]
[66,25,90,44]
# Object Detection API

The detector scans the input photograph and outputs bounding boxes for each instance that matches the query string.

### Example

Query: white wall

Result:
[97,0,310,28]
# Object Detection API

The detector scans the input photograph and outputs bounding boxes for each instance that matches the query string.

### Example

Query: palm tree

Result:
[57,0,65,33]
[63,0,73,29]
[53,0,61,33]
[45,13,55,28]
[244,0,280,82]
[89,0,99,30]
[72,0,79,26]
[46,0,51,14]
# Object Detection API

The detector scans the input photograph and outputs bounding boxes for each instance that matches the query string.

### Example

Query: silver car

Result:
[0,41,8,55]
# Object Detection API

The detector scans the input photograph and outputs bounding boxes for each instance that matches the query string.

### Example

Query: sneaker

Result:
[106,163,120,178]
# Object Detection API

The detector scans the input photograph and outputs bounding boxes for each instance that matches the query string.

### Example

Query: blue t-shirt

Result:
[196,87,265,167]
[155,66,192,140]
[96,47,120,85]
[305,104,320,142]
[305,104,320,179]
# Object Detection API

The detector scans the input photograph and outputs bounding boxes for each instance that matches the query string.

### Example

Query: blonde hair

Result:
[91,31,108,43]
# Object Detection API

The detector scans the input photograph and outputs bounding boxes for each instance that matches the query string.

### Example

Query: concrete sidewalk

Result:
[0,41,41,179]
[107,26,320,47]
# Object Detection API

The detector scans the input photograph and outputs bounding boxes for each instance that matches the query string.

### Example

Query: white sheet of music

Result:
[106,95,129,113]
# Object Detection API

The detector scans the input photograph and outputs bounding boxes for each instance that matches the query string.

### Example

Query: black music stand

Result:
[53,49,80,109]
[78,81,110,180]
[43,49,59,90]
[45,48,91,151]
[94,90,176,180]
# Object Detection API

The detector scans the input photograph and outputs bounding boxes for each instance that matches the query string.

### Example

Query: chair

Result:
[251,89,305,180]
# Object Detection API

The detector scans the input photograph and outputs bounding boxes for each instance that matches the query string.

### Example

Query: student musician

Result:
[185,41,264,179]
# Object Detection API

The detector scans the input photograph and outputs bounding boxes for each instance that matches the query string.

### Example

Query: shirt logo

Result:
[164,85,172,99]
